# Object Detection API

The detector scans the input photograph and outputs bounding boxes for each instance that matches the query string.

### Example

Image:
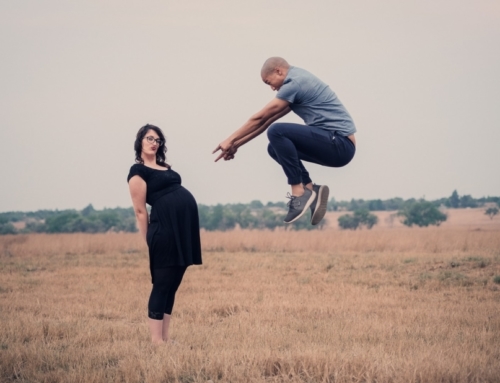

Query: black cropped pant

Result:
[148,266,187,320]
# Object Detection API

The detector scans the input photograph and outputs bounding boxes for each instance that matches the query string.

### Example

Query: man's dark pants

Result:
[267,122,355,185]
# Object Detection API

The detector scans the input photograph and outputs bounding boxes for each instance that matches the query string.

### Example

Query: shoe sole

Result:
[284,191,317,224]
[311,185,329,225]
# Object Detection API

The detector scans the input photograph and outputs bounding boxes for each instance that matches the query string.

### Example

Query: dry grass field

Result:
[1,208,500,382]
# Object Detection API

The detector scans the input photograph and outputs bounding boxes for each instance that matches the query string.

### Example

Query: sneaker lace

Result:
[286,193,300,209]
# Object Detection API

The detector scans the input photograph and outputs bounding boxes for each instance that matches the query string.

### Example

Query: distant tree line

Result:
[198,200,325,232]
[0,190,498,235]
[328,190,499,212]
[334,190,499,230]
[0,205,137,235]
[0,201,322,235]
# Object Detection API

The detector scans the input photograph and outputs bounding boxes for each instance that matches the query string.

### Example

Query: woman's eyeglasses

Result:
[145,136,164,146]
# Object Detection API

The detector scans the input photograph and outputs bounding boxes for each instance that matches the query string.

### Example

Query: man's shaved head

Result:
[261,57,290,76]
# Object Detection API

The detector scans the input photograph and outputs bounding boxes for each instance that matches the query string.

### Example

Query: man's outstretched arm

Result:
[213,98,290,161]
[219,107,291,161]
[234,106,290,148]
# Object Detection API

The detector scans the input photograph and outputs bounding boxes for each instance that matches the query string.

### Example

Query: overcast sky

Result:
[1,0,499,212]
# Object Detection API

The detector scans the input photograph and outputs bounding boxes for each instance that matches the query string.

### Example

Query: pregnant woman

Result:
[127,124,202,344]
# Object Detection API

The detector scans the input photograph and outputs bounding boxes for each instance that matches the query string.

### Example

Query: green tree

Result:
[368,199,385,211]
[208,204,224,231]
[0,223,17,235]
[66,217,101,233]
[384,197,405,211]
[45,211,80,233]
[398,201,447,227]
[221,207,238,230]
[338,209,378,230]
[249,200,264,209]
[81,204,96,217]
[485,207,499,220]
[327,197,338,211]
[338,214,359,230]
[197,204,211,229]
[96,210,120,230]
[449,190,460,208]
[23,221,46,233]
[260,209,283,230]
[354,210,378,229]
[349,198,369,211]
[459,195,478,208]
[239,208,258,229]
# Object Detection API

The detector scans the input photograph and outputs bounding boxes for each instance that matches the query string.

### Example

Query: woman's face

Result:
[141,129,162,157]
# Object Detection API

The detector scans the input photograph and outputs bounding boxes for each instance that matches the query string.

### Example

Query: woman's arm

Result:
[128,176,148,243]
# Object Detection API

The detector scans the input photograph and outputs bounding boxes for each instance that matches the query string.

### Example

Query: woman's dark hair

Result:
[134,124,169,167]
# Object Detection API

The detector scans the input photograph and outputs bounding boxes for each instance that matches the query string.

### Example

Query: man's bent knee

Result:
[267,123,286,139]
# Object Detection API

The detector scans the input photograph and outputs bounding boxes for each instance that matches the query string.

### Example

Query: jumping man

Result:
[213,57,357,225]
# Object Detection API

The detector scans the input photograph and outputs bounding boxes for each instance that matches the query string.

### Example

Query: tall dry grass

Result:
[2,225,499,257]
[1,227,499,383]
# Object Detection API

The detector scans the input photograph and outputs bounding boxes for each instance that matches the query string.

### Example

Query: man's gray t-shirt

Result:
[276,66,356,135]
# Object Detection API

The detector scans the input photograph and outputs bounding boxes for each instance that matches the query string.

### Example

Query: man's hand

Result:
[213,98,290,163]
[213,139,234,162]
[221,146,238,161]
[213,145,237,162]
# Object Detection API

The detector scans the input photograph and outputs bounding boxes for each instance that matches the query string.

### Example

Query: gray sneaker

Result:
[284,187,316,224]
[310,184,330,225]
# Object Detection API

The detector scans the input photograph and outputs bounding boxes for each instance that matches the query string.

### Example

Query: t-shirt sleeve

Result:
[127,164,145,183]
[276,80,300,104]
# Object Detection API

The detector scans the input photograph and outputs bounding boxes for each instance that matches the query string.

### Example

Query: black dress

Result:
[127,164,202,282]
